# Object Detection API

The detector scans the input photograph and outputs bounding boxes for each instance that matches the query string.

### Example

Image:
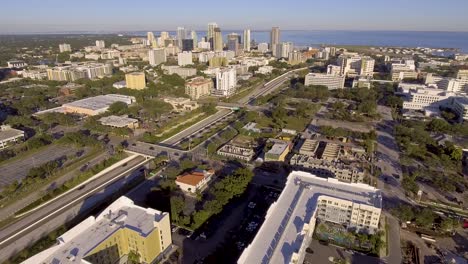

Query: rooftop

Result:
[25,196,167,264]
[238,171,381,264]
[176,169,214,187]
[0,125,24,141]
[98,115,138,128]
[267,140,290,155]
[64,94,135,111]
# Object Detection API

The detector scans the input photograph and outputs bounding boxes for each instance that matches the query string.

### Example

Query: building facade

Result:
[185,77,214,99]
[125,72,146,90]
[304,73,345,90]
[214,68,237,97]
[177,51,193,66]
[149,48,167,66]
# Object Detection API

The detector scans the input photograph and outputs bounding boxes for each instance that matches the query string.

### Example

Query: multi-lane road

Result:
[0,154,148,262]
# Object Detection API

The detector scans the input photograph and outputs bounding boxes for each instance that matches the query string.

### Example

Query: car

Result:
[122,163,128,167]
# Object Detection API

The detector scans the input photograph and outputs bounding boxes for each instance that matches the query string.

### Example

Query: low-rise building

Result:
[304,73,345,90]
[59,83,84,96]
[22,69,48,80]
[161,66,197,78]
[238,171,382,264]
[185,77,213,100]
[175,169,214,193]
[255,66,273,75]
[217,135,256,161]
[98,115,139,129]
[24,196,172,264]
[264,139,291,162]
[7,60,27,68]
[112,80,127,89]
[0,125,25,149]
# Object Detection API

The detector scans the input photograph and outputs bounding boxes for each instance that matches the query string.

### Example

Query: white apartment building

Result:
[238,171,382,264]
[450,97,468,121]
[274,42,294,58]
[255,66,273,75]
[304,73,345,90]
[177,51,193,66]
[0,125,25,149]
[59,43,71,53]
[149,48,167,66]
[95,40,105,48]
[337,55,362,76]
[214,68,237,97]
[7,60,27,68]
[391,59,416,72]
[243,29,251,51]
[327,65,341,76]
[360,57,375,76]
[198,41,211,50]
[401,85,452,111]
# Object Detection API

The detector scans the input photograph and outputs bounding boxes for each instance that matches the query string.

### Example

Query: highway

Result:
[0,154,148,262]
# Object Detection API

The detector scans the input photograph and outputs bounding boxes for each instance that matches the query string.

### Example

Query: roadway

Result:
[0,154,148,262]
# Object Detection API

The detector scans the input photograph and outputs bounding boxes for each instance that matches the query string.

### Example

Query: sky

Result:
[1,0,468,33]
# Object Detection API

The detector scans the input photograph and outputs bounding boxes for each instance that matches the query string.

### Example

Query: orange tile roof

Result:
[176,170,213,186]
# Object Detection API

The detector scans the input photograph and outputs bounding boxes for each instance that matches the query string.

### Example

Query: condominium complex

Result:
[270,27,280,55]
[125,72,146,90]
[161,66,197,78]
[243,29,251,51]
[207,22,218,49]
[238,171,382,264]
[360,57,375,76]
[214,68,237,97]
[227,33,240,54]
[336,55,374,76]
[288,50,303,65]
[149,48,167,66]
[59,43,72,53]
[304,73,345,90]
[290,139,366,183]
[47,63,113,81]
[274,42,293,59]
[177,51,193,66]
[185,77,213,99]
[25,196,172,264]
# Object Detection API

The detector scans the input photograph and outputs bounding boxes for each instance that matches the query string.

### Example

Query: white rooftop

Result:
[24,196,167,264]
[238,171,382,264]
[64,94,135,111]
[98,115,138,128]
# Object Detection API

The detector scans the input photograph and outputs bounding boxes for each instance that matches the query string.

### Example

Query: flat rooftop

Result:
[98,115,138,127]
[64,94,135,111]
[25,196,167,264]
[0,127,24,142]
[238,171,381,264]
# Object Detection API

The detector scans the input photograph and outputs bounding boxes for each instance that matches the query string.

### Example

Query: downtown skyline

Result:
[1,0,468,33]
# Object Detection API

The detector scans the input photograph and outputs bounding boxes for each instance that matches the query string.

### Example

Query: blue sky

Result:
[1,0,467,33]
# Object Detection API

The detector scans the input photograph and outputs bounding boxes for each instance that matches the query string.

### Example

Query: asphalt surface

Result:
[0,144,78,189]
[0,155,147,262]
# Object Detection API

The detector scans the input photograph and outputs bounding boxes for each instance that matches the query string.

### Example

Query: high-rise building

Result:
[214,68,237,97]
[243,29,251,51]
[148,48,167,66]
[288,50,303,65]
[360,57,375,76]
[147,32,155,44]
[207,22,218,50]
[125,72,146,90]
[95,40,105,49]
[159,31,170,47]
[227,33,240,54]
[275,42,293,58]
[178,51,193,66]
[213,27,223,52]
[191,30,198,49]
[270,27,280,55]
[24,196,172,264]
[59,43,71,53]
[182,39,194,51]
[177,27,187,49]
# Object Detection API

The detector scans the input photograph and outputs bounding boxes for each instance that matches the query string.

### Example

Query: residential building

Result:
[185,77,214,99]
[274,42,293,59]
[304,73,345,90]
[95,40,105,49]
[214,68,237,97]
[0,125,24,150]
[47,63,113,81]
[112,80,127,89]
[176,169,214,193]
[24,196,172,264]
[400,84,452,113]
[327,65,341,76]
[177,51,193,66]
[22,69,47,80]
[227,33,240,55]
[58,83,84,96]
[243,29,251,51]
[148,48,167,66]
[257,43,268,53]
[360,57,375,76]
[59,43,72,53]
[238,171,382,264]
[450,96,468,121]
[264,139,291,162]
[161,66,196,78]
[198,41,211,50]
[147,31,156,46]
[217,135,256,161]
[392,71,418,82]
[125,72,146,90]
[255,66,273,75]
[457,69,468,79]
[98,115,139,129]
[209,57,228,67]
[191,30,198,49]
[288,50,303,65]
[213,27,223,52]
[337,54,362,76]
[270,27,280,55]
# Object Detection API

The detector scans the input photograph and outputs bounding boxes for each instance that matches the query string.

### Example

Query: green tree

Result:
[108,101,129,115]
[415,208,435,228]
[170,196,185,224]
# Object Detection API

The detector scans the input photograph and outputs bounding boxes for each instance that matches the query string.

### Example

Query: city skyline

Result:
[1,0,468,33]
